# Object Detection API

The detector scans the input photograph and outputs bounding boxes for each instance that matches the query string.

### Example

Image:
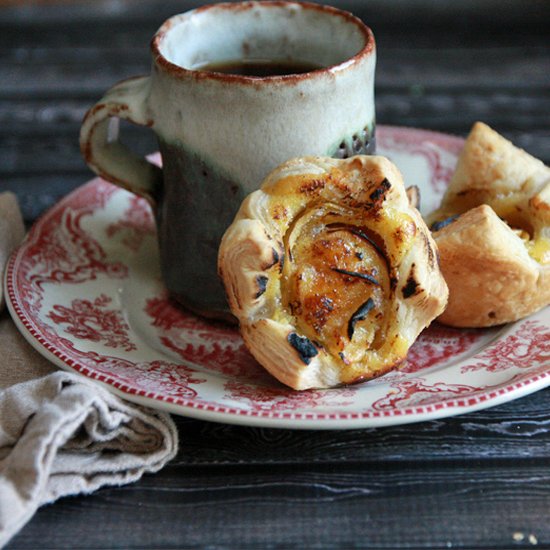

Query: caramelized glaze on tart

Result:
[219,156,448,390]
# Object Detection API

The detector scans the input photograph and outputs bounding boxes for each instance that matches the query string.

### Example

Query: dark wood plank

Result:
[1,0,548,43]
[8,456,550,548]
[2,47,549,96]
[0,175,90,224]
[3,91,549,137]
[8,389,550,548]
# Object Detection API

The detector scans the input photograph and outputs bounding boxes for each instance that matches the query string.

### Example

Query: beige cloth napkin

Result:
[0,192,25,311]
[0,193,179,547]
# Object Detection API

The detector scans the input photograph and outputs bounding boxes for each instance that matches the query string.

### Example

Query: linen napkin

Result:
[0,194,179,547]
[0,192,25,310]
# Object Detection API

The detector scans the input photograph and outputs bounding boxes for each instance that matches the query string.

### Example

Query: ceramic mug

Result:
[80,1,376,321]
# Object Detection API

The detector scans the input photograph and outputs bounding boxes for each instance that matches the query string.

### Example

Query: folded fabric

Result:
[0,184,179,548]
[0,370,178,547]
[0,191,25,310]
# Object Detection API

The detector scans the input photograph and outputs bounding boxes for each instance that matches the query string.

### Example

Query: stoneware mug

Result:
[80,1,376,321]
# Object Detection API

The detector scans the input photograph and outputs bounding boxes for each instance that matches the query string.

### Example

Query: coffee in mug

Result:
[196,58,324,77]
[80,1,376,321]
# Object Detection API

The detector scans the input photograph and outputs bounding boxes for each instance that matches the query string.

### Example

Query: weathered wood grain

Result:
[11,389,550,548]
[9,459,550,548]
[2,48,549,95]
[1,0,548,39]
[3,90,549,132]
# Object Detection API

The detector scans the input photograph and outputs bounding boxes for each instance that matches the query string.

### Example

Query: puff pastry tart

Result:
[429,122,550,327]
[218,156,448,390]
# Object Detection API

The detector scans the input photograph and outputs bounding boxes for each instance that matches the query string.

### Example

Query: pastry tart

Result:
[218,156,448,390]
[429,122,550,327]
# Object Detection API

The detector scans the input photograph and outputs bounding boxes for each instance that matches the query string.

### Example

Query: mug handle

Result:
[79,75,162,205]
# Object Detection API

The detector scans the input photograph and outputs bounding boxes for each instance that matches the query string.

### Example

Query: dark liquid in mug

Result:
[197,58,323,77]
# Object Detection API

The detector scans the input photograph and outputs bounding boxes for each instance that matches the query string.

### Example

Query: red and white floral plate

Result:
[6,126,550,429]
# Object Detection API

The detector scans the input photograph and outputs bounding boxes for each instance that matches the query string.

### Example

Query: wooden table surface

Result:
[1,1,550,548]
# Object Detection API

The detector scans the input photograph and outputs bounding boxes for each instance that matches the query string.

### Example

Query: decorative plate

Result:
[6,126,550,429]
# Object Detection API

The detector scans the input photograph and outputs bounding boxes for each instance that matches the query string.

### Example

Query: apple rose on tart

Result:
[218,156,448,390]
[429,122,550,327]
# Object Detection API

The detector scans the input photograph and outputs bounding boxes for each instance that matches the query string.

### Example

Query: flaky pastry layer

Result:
[430,122,550,327]
[219,156,448,389]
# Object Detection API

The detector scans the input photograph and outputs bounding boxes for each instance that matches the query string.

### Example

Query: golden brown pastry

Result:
[429,122,550,327]
[218,156,448,390]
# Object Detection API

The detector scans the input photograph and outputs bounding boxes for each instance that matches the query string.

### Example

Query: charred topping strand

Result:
[348,298,375,340]
[350,228,386,260]
[327,223,386,256]
[332,267,380,286]
[338,351,351,365]
[279,252,285,272]
[287,332,319,365]
[406,185,421,209]
[431,215,459,232]
[422,232,436,269]
[254,275,268,299]
[326,223,391,276]
[287,248,293,263]
[402,276,419,298]
[261,247,281,270]
[369,178,391,203]
[327,223,386,259]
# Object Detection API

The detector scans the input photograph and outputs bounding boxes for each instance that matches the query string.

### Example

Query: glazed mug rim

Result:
[150,0,375,85]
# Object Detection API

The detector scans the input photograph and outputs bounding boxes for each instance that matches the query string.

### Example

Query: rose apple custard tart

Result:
[218,155,448,390]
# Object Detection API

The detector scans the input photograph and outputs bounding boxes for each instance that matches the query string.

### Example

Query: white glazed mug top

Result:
[147,1,376,195]
[80,1,376,320]
[152,1,374,82]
